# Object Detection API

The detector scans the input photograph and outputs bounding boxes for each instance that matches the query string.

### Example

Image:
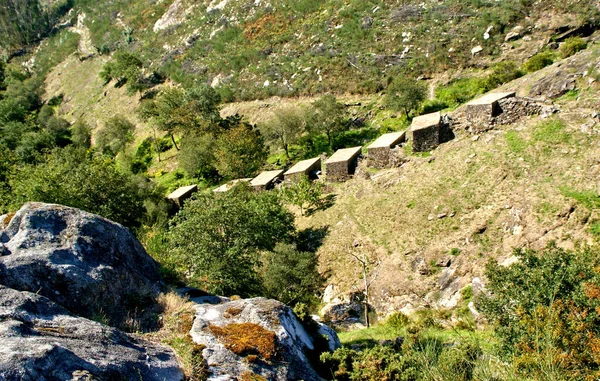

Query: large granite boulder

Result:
[190,297,340,381]
[0,203,163,326]
[0,285,183,381]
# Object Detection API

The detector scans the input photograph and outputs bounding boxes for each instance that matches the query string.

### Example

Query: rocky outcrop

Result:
[0,285,183,381]
[529,71,578,99]
[0,203,163,326]
[190,297,340,381]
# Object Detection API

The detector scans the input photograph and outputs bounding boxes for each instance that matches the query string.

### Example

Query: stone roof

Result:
[367,131,406,149]
[250,170,284,187]
[212,179,252,193]
[325,146,362,164]
[411,111,441,132]
[466,92,516,106]
[167,184,198,200]
[284,157,321,175]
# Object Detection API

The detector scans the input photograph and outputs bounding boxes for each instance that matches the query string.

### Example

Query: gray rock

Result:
[505,31,521,42]
[0,203,164,326]
[0,285,183,381]
[529,72,578,99]
[191,297,339,381]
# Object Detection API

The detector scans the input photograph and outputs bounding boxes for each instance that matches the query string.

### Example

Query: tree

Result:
[96,115,135,157]
[178,132,217,179]
[384,77,426,118]
[71,120,92,149]
[308,94,347,148]
[261,243,323,306]
[6,147,149,228]
[262,106,306,159]
[280,175,323,216]
[214,122,267,179]
[167,183,296,296]
[138,84,222,150]
[99,51,148,96]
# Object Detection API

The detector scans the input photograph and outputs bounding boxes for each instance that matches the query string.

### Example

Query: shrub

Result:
[280,175,324,216]
[178,132,217,179]
[523,51,555,72]
[435,77,484,108]
[476,244,600,378]
[6,147,150,228]
[481,61,523,91]
[261,243,323,306]
[96,115,135,157]
[559,37,587,59]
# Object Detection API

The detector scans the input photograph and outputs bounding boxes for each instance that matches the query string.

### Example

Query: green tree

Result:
[99,51,147,95]
[308,94,347,148]
[45,116,71,147]
[71,120,92,149]
[261,243,323,306]
[0,0,48,50]
[138,84,222,150]
[167,183,296,296]
[214,122,267,179]
[384,77,427,118]
[280,175,323,216]
[262,106,306,160]
[178,132,216,179]
[96,115,135,157]
[6,147,149,228]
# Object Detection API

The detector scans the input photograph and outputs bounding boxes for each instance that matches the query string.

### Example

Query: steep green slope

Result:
[70,0,598,100]
[297,45,600,317]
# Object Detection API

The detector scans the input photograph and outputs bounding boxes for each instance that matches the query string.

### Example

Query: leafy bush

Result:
[480,61,523,91]
[96,115,135,157]
[476,244,600,378]
[261,243,323,306]
[523,51,555,72]
[178,132,216,179]
[131,138,154,174]
[559,37,587,59]
[280,175,324,216]
[6,147,150,228]
[435,77,484,108]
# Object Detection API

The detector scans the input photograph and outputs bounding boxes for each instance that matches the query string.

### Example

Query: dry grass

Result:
[208,322,277,361]
[147,292,208,381]
[297,54,600,316]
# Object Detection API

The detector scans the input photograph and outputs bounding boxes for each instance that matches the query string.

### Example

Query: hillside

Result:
[3,0,600,378]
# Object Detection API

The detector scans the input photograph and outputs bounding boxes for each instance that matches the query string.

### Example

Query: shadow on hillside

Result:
[297,226,330,253]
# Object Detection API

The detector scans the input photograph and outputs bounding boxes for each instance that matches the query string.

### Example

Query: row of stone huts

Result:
[168,92,523,207]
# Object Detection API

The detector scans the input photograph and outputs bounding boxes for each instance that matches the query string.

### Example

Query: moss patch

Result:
[208,322,277,361]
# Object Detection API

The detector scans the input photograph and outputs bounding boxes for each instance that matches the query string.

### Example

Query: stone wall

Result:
[367,147,393,168]
[412,124,440,152]
[460,97,545,133]
[326,157,360,182]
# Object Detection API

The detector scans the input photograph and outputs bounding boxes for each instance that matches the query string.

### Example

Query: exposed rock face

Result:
[0,285,183,381]
[529,72,578,99]
[190,297,340,381]
[0,203,163,325]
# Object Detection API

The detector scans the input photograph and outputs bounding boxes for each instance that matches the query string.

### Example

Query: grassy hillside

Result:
[296,45,600,316]
[63,0,599,101]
